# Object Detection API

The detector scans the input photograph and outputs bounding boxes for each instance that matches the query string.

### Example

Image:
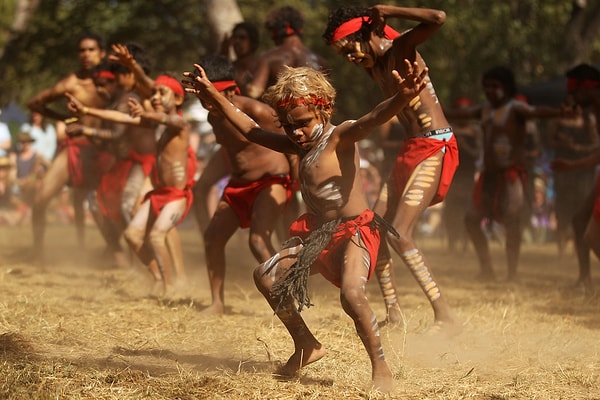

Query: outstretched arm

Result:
[108,43,155,99]
[66,92,142,126]
[552,148,600,171]
[337,59,427,145]
[182,65,296,154]
[27,85,72,121]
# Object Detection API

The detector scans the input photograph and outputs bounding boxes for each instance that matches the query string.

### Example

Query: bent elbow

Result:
[433,10,446,25]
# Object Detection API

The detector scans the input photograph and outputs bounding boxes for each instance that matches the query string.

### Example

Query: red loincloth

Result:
[66,137,113,189]
[96,158,133,221]
[127,150,156,177]
[223,174,292,228]
[96,151,156,222]
[472,166,527,223]
[391,134,459,206]
[145,147,197,225]
[288,210,381,288]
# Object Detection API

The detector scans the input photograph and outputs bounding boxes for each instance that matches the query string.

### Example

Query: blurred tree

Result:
[0,0,599,118]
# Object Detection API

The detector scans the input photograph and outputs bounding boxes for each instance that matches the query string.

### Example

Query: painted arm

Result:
[182,65,297,154]
[338,60,427,145]
[27,83,72,121]
[66,92,142,126]
[370,4,446,47]
[109,43,154,99]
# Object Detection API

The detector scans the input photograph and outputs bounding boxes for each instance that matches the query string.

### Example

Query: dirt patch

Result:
[1,224,599,399]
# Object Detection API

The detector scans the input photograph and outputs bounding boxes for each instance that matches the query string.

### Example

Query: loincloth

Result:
[96,158,133,222]
[222,174,292,228]
[272,209,394,311]
[66,137,113,189]
[391,133,458,206]
[472,166,526,222]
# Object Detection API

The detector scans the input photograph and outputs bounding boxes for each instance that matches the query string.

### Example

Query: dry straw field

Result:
[1,223,600,399]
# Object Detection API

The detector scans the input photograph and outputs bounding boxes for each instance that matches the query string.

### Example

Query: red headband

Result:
[270,22,303,40]
[453,97,472,107]
[94,70,115,80]
[212,80,241,95]
[567,78,600,91]
[155,75,184,97]
[331,17,400,44]
[276,96,330,109]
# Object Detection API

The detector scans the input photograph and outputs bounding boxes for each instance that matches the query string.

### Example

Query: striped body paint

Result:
[402,248,441,302]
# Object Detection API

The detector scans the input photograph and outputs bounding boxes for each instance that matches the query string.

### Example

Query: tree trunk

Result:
[203,0,243,54]
[563,0,600,67]
[0,0,40,60]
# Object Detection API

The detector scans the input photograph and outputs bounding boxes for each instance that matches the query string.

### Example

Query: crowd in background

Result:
[2,87,596,257]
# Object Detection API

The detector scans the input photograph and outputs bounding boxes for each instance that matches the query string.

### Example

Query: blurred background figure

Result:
[0,110,11,158]
[549,101,599,256]
[443,97,481,253]
[0,157,27,226]
[11,132,48,215]
[220,21,261,97]
[20,111,57,164]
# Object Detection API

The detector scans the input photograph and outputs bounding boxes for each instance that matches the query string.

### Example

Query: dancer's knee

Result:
[124,226,144,249]
[249,232,270,256]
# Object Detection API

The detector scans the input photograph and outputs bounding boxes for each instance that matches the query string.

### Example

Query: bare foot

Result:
[274,344,326,378]
[426,318,462,338]
[371,369,394,393]
[199,303,224,316]
[386,304,405,328]
[112,251,130,269]
[148,279,166,298]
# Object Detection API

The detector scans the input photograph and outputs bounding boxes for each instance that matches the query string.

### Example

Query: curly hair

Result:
[322,6,371,45]
[198,54,235,82]
[261,66,335,124]
[482,66,517,98]
[264,6,304,41]
[232,22,260,54]
[566,63,600,82]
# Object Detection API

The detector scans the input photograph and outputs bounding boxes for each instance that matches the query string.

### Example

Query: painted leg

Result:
[340,240,393,392]
[253,247,325,378]
[202,200,239,314]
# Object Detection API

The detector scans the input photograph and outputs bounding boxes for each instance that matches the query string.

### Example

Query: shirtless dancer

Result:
[323,4,458,331]
[185,58,427,393]
[443,97,482,254]
[27,32,109,261]
[446,66,572,281]
[63,62,126,265]
[220,22,261,97]
[68,74,195,294]
[552,63,600,293]
[194,21,263,234]
[252,6,330,241]
[246,6,329,99]
[192,55,292,315]
[102,43,186,279]
[64,46,158,269]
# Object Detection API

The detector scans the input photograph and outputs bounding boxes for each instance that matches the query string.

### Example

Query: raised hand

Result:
[108,43,135,69]
[65,122,85,137]
[65,92,85,115]
[181,64,219,102]
[392,59,428,99]
[127,97,144,118]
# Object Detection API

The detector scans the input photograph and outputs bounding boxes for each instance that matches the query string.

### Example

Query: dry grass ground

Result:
[1,223,600,399]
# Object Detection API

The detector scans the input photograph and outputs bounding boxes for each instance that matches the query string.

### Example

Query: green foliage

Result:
[0,0,599,120]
